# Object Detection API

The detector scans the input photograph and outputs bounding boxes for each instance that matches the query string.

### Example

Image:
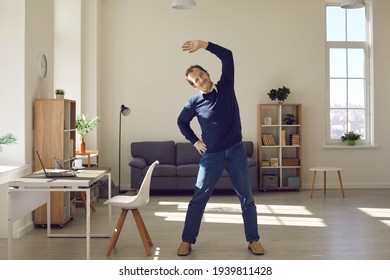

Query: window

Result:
[326,4,372,145]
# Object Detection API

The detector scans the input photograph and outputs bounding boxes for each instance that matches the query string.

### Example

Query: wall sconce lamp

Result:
[341,0,366,9]
[172,0,196,9]
[119,104,131,193]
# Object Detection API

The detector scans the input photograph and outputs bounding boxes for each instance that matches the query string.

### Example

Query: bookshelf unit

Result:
[257,104,302,191]
[33,99,77,226]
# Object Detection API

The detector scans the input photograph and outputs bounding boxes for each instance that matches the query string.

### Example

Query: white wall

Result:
[54,0,81,118]
[0,0,54,238]
[99,0,390,189]
[81,0,102,151]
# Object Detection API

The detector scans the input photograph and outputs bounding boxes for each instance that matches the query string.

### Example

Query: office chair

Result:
[104,160,159,256]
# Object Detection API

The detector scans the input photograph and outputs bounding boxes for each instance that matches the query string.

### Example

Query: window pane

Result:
[326,4,370,144]
[330,48,346,77]
[326,6,346,41]
[347,8,366,41]
[348,48,365,78]
[348,109,365,138]
[330,109,347,139]
[348,79,365,108]
[330,79,347,108]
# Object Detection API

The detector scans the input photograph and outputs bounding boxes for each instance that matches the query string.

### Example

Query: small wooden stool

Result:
[75,150,99,211]
[309,167,345,198]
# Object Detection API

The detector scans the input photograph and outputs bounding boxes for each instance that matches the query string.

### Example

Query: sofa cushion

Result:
[248,158,256,167]
[177,164,199,177]
[129,157,147,169]
[143,164,177,177]
[243,141,253,157]
[131,141,176,165]
[177,165,229,177]
[176,142,201,165]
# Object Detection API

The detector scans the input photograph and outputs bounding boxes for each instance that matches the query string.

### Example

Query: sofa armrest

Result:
[129,157,147,169]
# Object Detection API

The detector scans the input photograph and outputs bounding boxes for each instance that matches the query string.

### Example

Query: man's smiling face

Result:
[186,67,213,93]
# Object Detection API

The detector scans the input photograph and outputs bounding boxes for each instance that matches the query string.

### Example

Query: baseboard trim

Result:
[301,183,390,189]
[16,221,34,238]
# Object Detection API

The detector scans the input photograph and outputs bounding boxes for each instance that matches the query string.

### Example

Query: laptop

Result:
[35,150,76,178]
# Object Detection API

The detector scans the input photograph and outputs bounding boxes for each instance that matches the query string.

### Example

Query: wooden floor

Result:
[1,188,390,260]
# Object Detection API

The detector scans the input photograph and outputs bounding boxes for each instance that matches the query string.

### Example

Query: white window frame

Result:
[325,2,374,146]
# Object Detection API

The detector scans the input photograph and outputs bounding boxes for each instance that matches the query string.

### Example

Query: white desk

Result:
[7,168,112,260]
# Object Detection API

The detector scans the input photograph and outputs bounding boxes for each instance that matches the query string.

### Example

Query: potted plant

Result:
[340,131,361,146]
[55,89,65,99]
[283,113,296,125]
[0,133,17,152]
[267,86,291,104]
[76,114,100,153]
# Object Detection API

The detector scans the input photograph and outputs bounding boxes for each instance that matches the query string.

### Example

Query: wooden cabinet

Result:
[257,104,302,191]
[33,99,77,226]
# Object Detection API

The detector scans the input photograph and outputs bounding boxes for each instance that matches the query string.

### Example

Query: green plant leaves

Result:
[267,86,291,102]
[76,114,100,136]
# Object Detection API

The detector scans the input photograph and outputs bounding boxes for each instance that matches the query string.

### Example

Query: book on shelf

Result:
[261,160,270,166]
[262,133,276,146]
[270,157,279,167]
[262,134,269,145]
[281,130,286,146]
[290,133,300,146]
[282,158,299,166]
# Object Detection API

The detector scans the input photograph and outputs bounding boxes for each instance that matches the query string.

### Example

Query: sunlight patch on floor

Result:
[159,201,313,215]
[153,247,160,260]
[358,208,390,218]
[380,220,390,227]
[156,201,326,227]
[358,207,390,227]
[259,204,313,215]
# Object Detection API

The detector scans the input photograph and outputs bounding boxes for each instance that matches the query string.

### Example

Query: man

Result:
[176,40,264,256]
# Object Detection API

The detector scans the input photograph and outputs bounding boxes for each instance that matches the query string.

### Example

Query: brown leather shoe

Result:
[248,241,265,255]
[177,242,192,256]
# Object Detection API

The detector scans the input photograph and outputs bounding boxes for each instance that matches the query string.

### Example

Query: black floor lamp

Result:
[119,104,131,193]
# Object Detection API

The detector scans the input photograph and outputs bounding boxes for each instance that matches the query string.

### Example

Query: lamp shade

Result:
[120,104,131,116]
[172,0,196,9]
[341,0,366,9]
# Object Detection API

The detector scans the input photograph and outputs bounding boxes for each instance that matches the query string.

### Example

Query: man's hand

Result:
[194,140,207,155]
[182,40,208,53]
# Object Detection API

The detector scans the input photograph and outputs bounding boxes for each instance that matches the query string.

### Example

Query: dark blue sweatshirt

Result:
[177,42,242,153]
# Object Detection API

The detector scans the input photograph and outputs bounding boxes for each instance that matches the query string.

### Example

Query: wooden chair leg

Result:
[310,171,317,198]
[106,209,128,256]
[90,200,96,212]
[132,209,153,256]
[81,192,86,208]
[323,171,327,195]
[81,192,96,212]
[337,171,346,198]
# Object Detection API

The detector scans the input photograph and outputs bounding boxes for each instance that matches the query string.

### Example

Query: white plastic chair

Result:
[104,160,159,256]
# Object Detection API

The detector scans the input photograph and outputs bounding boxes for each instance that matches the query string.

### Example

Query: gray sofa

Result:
[129,140,258,191]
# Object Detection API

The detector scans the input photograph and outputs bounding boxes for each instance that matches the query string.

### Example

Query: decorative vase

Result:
[278,100,284,104]
[56,94,64,100]
[347,140,356,146]
[80,137,86,154]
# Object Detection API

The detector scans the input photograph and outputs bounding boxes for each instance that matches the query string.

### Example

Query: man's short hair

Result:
[185,65,208,86]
